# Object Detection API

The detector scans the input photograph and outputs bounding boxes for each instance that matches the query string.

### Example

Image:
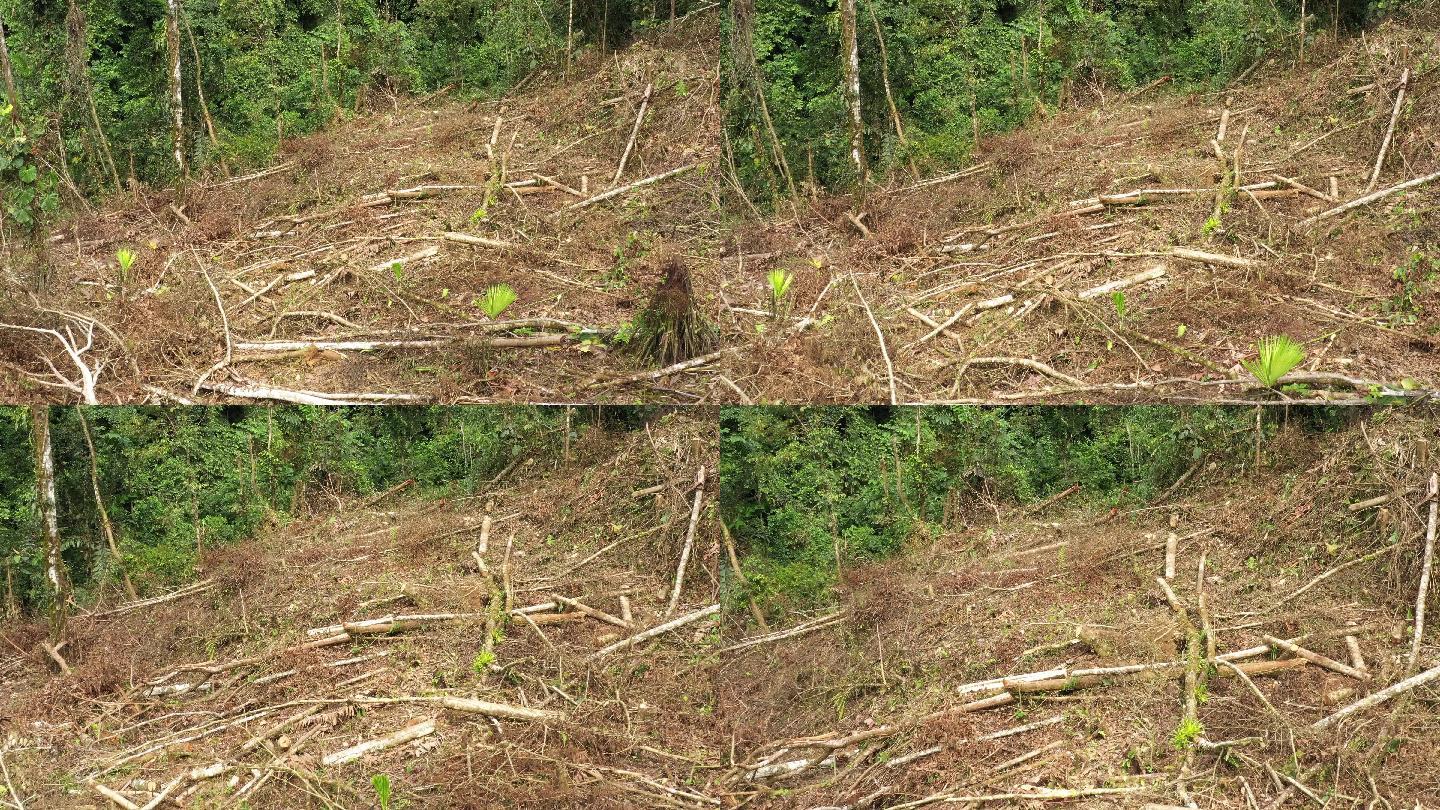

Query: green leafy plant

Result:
[472,650,495,673]
[1242,336,1305,388]
[478,284,518,320]
[390,262,405,283]
[371,773,392,810]
[1110,290,1127,323]
[767,268,794,318]
[1171,717,1204,750]
[1,105,59,228]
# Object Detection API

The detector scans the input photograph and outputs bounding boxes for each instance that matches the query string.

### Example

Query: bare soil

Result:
[716,408,1440,807]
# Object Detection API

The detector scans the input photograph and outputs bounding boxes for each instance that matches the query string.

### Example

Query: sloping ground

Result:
[720,15,1440,404]
[718,409,1440,807]
[0,411,726,807]
[0,13,731,405]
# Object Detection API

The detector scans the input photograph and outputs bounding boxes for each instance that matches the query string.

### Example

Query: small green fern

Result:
[1243,336,1305,388]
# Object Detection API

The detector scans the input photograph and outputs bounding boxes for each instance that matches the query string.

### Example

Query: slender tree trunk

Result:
[838,0,867,186]
[164,0,187,177]
[0,11,20,126]
[66,0,122,192]
[181,10,226,173]
[865,1,915,178]
[30,406,70,641]
[565,0,574,72]
[75,408,137,599]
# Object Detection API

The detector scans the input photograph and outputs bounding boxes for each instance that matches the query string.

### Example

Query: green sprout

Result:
[478,284,518,320]
[767,268,794,318]
[1171,717,1204,750]
[1242,335,1305,388]
[371,774,392,810]
[390,261,405,283]
[1110,290,1127,322]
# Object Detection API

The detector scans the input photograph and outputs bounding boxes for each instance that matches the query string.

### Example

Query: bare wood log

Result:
[1264,635,1369,680]
[613,82,653,184]
[1366,68,1410,193]
[306,612,485,638]
[1409,472,1438,672]
[88,780,140,810]
[1298,169,1440,225]
[1312,661,1440,730]
[590,603,720,659]
[1344,635,1367,674]
[666,466,707,617]
[442,232,517,250]
[321,717,437,766]
[368,245,440,273]
[1164,532,1178,580]
[355,695,563,722]
[567,163,698,210]
[1076,265,1167,300]
[1273,542,1400,609]
[552,594,630,629]
[199,382,429,405]
[1272,174,1335,202]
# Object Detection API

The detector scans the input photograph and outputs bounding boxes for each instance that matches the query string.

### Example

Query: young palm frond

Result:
[1243,336,1305,387]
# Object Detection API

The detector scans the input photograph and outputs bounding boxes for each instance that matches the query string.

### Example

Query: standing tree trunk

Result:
[164,0,187,177]
[76,408,137,599]
[30,406,71,641]
[838,0,867,187]
[66,0,123,191]
[0,11,20,126]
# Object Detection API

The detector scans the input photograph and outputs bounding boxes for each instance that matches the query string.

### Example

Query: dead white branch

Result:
[199,382,428,405]
[613,82,653,184]
[320,717,437,766]
[567,163,698,210]
[0,321,100,403]
[1410,472,1438,671]
[1299,169,1440,225]
[1312,660,1440,730]
[590,603,720,659]
[1076,265,1167,300]
[666,466,707,617]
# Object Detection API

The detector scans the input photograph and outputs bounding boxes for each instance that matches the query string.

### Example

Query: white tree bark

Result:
[839,0,866,184]
[30,406,70,639]
[165,0,187,176]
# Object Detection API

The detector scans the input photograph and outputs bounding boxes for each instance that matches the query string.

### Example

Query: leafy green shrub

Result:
[1243,336,1305,388]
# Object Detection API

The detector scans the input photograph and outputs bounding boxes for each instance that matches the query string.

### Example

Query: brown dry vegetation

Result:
[0,410,726,808]
[716,407,1440,807]
[0,14,732,405]
[719,15,1440,404]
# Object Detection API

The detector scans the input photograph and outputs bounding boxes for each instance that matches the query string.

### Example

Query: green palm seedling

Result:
[1243,335,1305,388]
[115,248,137,299]
[767,268,794,314]
[478,284,518,320]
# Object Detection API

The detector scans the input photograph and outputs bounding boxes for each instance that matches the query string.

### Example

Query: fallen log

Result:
[321,717,438,766]
[1298,168,1440,225]
[567,163,699,210]
[590,603,721,659]
[1076,265,1167,300]
[306,612,486,638]
[1312,660,1440,730]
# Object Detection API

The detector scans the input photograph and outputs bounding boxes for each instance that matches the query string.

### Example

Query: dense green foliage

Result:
[724,0,1410,198]
[0,405,601,613]
[0,0,707,226]
[720,406,1358,614]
